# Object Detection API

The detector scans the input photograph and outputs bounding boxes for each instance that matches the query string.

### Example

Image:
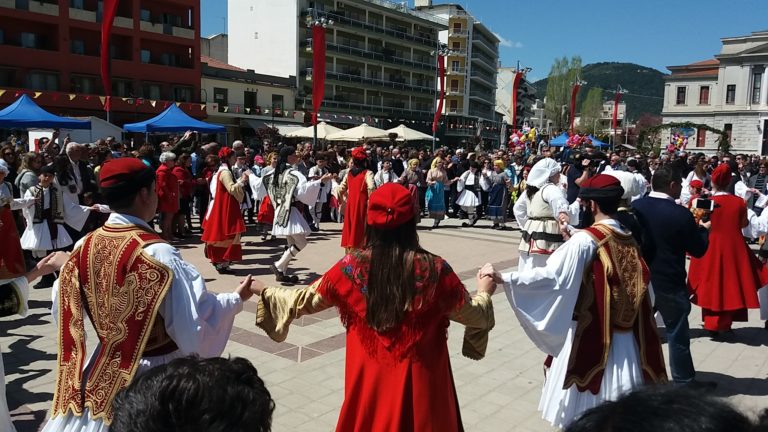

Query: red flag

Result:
[612,90,623,131]
[569,82,581,133]
[100,0,120,112]
[510,72,523,130]
[311,26,326,125]
[432,55,445,133]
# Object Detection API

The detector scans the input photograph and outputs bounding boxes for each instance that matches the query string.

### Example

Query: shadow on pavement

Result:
[696,370,768,397]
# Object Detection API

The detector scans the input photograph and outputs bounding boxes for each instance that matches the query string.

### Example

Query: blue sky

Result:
[201,0,768,81]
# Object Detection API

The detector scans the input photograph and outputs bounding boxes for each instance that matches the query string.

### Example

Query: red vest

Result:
[52,224,174,424]
[563,224,668,394]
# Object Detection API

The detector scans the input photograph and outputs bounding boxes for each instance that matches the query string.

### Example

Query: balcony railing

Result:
[305,39,437,72]
[470,69,496,85]
[448,28,468,37]
[306,8,439,48]
[304,95,433,117]
[446,67,466,75]
[471,51,498,70]
[472,35,498,55]
[304,68,436,95]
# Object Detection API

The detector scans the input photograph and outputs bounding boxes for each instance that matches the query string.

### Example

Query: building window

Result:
[214,87,228,112]
[452,22,461,33]
[0,29,4,45]
[699,86,710,105]
[71,40,85,55]
[112,79,133,98]
[696,128,706,148]
[725,85,736,104]
[173,86,192,102]
[449,99,458,112]
[724,123,732,145]
[271,94,284,115]
[451,60,460,72]
[752,70,763,104]
[71,0,84,9]
[244,90,257,111]
[140,9,151,22]
[26,71,58,91]
[142,83,162,100]
[0,68,15,87]
[450,79,458,92]
[20,32,38,49]
[675,86,686,105]
[70,75,99,94]
[451,41,460,50]
[140,49,151,64]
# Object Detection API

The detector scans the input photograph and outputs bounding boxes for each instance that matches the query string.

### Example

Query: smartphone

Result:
[692,198,715,211]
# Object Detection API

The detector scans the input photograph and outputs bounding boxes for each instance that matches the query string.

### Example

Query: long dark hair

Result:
[350,157,367,176]
[275,146,296,177]
[364,217,437,332]
[525,184,539,200]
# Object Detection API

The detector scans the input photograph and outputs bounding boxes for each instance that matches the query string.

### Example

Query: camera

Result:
[692,198,714,211]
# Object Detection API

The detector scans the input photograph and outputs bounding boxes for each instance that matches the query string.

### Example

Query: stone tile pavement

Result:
[2,217,767,431]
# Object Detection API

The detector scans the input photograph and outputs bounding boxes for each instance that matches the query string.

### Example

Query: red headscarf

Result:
[711,163,731,190]
[218,147,234,161]
[351,147,367,161]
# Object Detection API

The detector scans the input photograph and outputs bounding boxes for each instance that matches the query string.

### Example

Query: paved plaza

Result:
[2,218,768,431]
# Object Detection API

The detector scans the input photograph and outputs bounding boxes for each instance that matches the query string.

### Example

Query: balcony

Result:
[140,19,194,39]
[469,90,494,102]
[472,36,498,56]
[304,68,436,96]
[114,16,133,29]
[29,0,58,15]
[471,52,497,72]
[305,8,438,48]
[470,69,496,87]
[305,38,437,72]
[448,28,468,37]
[172,26,194,39]
[140,20,164,34]
[69,7,97,22]
[446,85,465,96]
[304,95,433,117]
[446,67,466,75]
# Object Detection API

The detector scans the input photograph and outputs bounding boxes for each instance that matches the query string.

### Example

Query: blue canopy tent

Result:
[587,135,610,148]
[548,132,569,146]
[0,95,90,129]
[124,104,225,133]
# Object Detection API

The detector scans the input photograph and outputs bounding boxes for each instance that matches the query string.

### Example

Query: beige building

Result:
[663,31,768,154]
[201,55,303,144]
[416,1,502,147]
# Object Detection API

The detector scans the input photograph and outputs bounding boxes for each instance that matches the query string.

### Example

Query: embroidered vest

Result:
[563,224,667,394]
[52,224,174,424]
[31,184,65,225]
[265,169,300,228]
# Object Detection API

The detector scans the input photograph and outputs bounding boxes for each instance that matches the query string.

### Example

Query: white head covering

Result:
[527,158,560,188]
[606,170,642,200]
[0,159,9,175]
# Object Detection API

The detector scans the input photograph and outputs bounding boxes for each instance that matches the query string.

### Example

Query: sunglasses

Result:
[3,153,13,156]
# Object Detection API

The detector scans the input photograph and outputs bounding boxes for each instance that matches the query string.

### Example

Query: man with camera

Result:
[632,165,713,390]
[565,150,605,205]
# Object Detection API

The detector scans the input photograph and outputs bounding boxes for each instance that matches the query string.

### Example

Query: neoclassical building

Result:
[663,30,768,154]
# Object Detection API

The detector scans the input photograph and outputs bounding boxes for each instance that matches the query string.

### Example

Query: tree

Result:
[579,88,603,135]
[544,56,583,130]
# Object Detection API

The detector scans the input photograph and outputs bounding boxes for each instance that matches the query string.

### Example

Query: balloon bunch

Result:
[671,133,688,150]
[566,134,592,148]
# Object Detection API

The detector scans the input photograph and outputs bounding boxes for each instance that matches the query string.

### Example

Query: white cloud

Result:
[492,32,523,49]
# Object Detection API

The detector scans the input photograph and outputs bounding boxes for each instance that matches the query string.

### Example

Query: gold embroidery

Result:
[52,225,173,424]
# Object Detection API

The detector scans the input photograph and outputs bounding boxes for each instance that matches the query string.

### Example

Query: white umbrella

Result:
[286,122,343,139]
[386,124,433,142]
[325,123,390,142]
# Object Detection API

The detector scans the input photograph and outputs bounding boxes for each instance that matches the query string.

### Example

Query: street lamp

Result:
[430,42,455,153]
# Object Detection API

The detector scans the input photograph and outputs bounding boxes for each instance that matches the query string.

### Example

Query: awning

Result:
[243,119,304,136]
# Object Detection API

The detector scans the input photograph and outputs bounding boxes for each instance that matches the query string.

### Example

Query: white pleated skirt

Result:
[456,190,480,208]
[271,208,311,238]
[539,322,645,429]
[20,223,73,252]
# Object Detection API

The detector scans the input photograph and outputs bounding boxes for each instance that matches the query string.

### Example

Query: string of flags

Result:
[0,88,208,112]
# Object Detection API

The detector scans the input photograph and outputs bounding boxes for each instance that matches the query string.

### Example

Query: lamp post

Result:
[431,42,454,153]
[307,13,333,150]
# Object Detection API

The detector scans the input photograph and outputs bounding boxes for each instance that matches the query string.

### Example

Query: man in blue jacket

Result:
[632,165,713,389]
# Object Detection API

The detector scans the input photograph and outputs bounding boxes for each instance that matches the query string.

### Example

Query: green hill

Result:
[532,62,666,120]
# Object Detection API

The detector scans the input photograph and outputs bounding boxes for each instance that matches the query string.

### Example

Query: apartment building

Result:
[228,0,445,130]
[663,30,768,154]
[415,1,502,147]
[0,0,203,123]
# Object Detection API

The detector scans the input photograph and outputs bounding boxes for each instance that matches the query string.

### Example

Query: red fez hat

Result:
[711,163,731,189]
[690,179,704,189]
[367,183,415,229]
[99,158,153,188]
[351,147,367,161]
[218,147,234,160]
[578,174,624,200]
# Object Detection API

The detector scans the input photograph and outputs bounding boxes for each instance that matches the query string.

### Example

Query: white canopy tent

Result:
[286,122,343,139]
[385,124,433,142]
[325,123,389,142]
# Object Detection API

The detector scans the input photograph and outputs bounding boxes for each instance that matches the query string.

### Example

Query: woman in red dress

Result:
[201,148,247,273]
[172,153,195,237]
[0,162,26,279]
[688,163,768,335]
[155,152,180,241]
[252,183,496,432]
[334,147,375,251]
